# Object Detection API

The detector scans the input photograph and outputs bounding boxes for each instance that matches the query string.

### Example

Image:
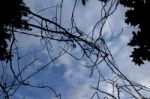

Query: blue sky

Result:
[1,0,150,99]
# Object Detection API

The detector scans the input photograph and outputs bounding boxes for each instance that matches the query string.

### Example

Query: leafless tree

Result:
[0,0,150,99]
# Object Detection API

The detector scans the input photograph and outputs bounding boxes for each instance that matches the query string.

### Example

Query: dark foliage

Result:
[0,0,30,62]
[120,0,150,65]
[81,0,86,5]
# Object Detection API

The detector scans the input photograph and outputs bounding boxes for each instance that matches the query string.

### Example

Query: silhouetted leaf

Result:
[82,0,86,6]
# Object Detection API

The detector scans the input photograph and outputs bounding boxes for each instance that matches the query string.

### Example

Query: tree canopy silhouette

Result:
[0,0,30,62]
[120,0,150,66]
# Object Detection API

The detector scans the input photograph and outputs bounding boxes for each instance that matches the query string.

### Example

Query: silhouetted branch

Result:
[0,0,150,99]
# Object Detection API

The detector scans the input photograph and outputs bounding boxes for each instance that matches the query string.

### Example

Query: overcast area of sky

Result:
[12,0,150,99]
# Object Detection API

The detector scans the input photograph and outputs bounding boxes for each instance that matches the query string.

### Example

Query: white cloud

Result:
[67,84,93,99]
[59,53,72,66]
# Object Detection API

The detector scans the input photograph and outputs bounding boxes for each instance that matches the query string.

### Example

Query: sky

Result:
[1,0,150,99]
